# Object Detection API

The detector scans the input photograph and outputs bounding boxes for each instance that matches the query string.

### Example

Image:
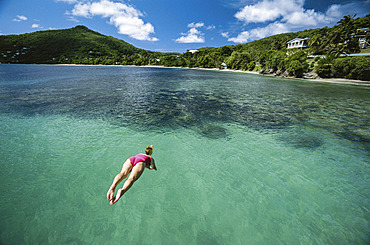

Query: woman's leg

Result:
[110,162,146,205]
[107,158,132,202]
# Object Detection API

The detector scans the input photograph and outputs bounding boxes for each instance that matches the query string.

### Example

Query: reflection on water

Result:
[0,65,369,151]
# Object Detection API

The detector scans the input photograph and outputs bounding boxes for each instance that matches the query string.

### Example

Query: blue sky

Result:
[0,0,369,53]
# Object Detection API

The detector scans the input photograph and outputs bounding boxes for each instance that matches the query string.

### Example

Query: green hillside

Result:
[0,25,157,64]
[1,15,369,80]
[178,14,369,80]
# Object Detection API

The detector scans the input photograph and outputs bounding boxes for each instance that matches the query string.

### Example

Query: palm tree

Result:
[324,14,359,55]
[309,34,323,54]
[338,14,356,27]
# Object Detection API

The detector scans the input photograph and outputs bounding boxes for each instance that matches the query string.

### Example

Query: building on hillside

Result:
[287,38,310,49]
[188,50,199,54]
[220,62,227,69]
[358,36,369,49]
[352,28,369,49]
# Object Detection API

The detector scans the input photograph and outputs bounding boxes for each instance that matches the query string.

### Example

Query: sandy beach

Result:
[305,77,370,86]
[183,66,370,86]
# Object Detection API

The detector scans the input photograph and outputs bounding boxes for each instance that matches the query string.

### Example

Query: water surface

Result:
[0,64,369,244]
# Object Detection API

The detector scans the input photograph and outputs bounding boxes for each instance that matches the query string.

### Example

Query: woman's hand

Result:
[150,159,157,171]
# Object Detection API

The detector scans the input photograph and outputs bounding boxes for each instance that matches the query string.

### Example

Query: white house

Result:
[220,62,227,69]
[353,28,369,49]
[287,38,310,49]
[188,49,199,54]
[358,36,369,48]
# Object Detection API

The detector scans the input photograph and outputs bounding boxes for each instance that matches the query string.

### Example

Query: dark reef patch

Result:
[278,131,325,150]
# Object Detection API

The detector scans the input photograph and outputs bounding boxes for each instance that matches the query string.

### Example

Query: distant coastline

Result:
[115,64,370,86]
[2,18,369,83]
[6,63,367,87]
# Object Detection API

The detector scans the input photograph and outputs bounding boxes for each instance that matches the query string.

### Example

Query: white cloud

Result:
[70,0,158,41]
[284,9,331,26]
[235,0,303,24]
[234,0,336,27]
[325,4,342,19]
[175,21,215,43]
[188,22,204,28]
[32,24,42,28]
[229,0,370,43]
[325,1,370,19]
[175,28,205,43]
[67,16,80,22]
[71,2,91,17]
[228,32,249,43]
[188,22,215,30]
[221,32,229,38]
[228,21,289,43]
[55,0,78,3]
[13,15,28,22]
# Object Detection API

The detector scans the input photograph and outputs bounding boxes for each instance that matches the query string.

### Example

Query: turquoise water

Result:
[0,64,369,244]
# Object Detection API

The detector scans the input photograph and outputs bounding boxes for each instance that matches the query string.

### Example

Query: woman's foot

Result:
[107,188,115,201]
[110,188,124,205]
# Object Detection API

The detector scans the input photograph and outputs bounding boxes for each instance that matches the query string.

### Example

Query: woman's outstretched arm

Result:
[149,158,157,171]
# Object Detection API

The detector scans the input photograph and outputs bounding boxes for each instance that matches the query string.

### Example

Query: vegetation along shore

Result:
[1,14,369,82]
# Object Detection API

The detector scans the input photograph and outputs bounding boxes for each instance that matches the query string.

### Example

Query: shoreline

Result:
[2,63,369,86]
[178,66,370,86]
[303,77,370,86]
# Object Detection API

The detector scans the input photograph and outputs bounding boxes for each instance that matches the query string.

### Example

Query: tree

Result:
[287,60,303,77]
[247,61,256,71]
[316,56,335,78]
[133,58,143,66]
[271,39,284,50]
[347,57,370,80]
[309,34,324,54]
[324,14,360,55]
[219,46,232,57]
[332,58,351,78]
[225,51,240,69]
[195,55,214,68]
[265,51,286,71]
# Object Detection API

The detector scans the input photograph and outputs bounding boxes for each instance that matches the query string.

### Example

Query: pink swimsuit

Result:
[129,154,151,167]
